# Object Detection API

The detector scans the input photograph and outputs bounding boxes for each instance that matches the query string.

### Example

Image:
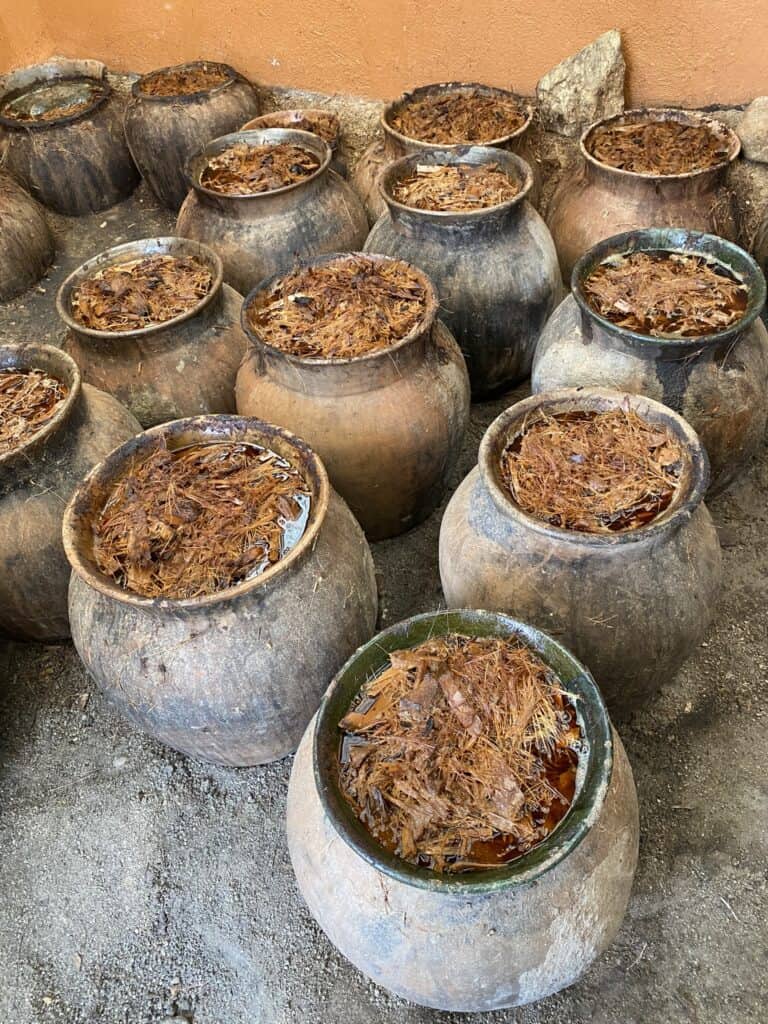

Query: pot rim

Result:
[478,387,710,547]
[0,58,111,131]
[311,608,613,894]
[55,236,226,340]
[131,60,244,104]
[240,108,340,151]
[62,414,330,611]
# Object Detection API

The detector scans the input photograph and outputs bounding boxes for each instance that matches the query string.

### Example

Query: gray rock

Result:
[738,96,768,163]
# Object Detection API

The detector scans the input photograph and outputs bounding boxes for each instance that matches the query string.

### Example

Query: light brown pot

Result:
[0,174,54,300]
[241,109,346,176]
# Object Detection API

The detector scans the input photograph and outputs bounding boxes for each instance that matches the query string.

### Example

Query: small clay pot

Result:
[236,253,470,540]
[287,608,639,1012]
[439,389,723,714]
[546,108,740,282]
[57,236,248,428]
[0,58,139,215]
[125,61,260,211]
[241,109,346,177]
[176,128,368,295]
[63,415,378,766]
[532,229,768,494]
[0,174,54,300]
[364,147,560,397]
[0,344,140,642]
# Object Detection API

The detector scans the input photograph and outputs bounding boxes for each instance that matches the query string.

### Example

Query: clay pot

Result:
[287,608,639,1012]
[241,109,346,177]
[532,229,768,494]
[546,108,740,282]
[236,253,470,540]
[0,174,54,300]
[439,389,723,714]
[63,415,378,766]
[57,236,248,428]
[176,128,368,295]
[351,81,540,224]
[125,62,260,211]
[364,147,561,397]
[0,58,139,215]
[0,344,140,642]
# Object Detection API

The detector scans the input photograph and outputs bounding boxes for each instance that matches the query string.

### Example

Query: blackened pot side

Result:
[0,174,54,300]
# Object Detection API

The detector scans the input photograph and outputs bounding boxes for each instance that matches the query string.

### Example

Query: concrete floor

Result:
[0,185,766,1024]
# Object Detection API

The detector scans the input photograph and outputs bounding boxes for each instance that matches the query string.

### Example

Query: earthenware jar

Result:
[125,61,260,210]
[439,390,722,713]
[0,174,54,300]
[546,108,740,281]
[241,109,346,177]
[0,58,139,215]
[287,608,639,1011]
[63,415,378,766]
[236,253,470,540]
[176,128,368,295]
[365,148,560,397]
[532,229,768,494]
[57,237,248,428]
[0,344,139,642]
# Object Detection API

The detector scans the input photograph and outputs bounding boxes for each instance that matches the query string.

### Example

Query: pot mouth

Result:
[0,58,111,130]
[312,608,612,894]
[571,228,766,349]
[132,60,240,103]
[240,108,340,150]
[479,387,710,546]
[62,414,330,611]
[56,236,225,340]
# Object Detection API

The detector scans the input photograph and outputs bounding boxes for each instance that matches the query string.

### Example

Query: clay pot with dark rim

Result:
[546,108,740,282]
[124,61,260,211]
[287,608,639,1012]
[57,236,248,428]
[439,389,722,714]
[63,415,378,766]
[0,174,54,300]
[241,109,346,177]
[175,128,368,295]
[0,58,139,215]
[236,253,470,540]
[364,147,560,397]
[532,229,768,494]
[0,344,140,642]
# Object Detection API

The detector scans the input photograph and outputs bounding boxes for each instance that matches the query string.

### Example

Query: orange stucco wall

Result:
[0,1,764,107]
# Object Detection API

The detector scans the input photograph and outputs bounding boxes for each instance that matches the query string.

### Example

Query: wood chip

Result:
[200,142,320,195]
[138,64,230,98]
[392,162,519,211]
[390,88,526,144]
[0,369,69,455]
[587,119,730,175]
[251,110,339,143]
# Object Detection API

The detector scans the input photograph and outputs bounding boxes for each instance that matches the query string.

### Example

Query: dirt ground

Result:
[0,182,766,1024]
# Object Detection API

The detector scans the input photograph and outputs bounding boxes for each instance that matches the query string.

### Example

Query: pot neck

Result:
[193,164,332,214]
[384,196,524,237]
[584,157,727,198]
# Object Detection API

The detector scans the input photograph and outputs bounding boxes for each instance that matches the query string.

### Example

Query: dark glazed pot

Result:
[236,253,470,540]
[532,229,768,494]
[125,61,260,210]
[63,415,378,766]
[0,174,54,300]
[546,108,740,282]
[57,236,248,428]
[176,128,368,295]
[0,58,139,215]
[241,109,346,177]
[365,148,560,397]
[287,609,639,1011]
[439,390,723,714]
[0,344,140,642]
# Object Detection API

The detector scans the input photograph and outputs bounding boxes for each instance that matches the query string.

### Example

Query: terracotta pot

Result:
[236,253,470,540]
[287,608,639,1012]
[0,344,140,642]
[63,415,378,766]
[351,81,540,225]
[0,174,54,300]
[176,128,368,295]
[364,147,560,397]
[439,389,722,714]
[546,108,740,282]
[0,58,139,215]
[57,236,248,428]
[241,109,346,177]
[124,61,260,211]
[532,229,768,494]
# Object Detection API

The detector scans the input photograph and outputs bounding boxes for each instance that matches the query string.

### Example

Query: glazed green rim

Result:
[313,608,612,894]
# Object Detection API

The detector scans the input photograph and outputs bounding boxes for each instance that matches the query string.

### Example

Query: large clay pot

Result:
[176,128,368,295]
[241,109,346,177]
[546,108,740,282]
[63,415,378,766]
[532,229,768,494]
[287,608,639,1012]
[0,58,139,215]
[124,61,260,211]
[236,253,470,540]
[57,236,248,428]
[351,81,540,224]
[0,344,139,642]
[439,389,722,714]
[0,174,54,300]
[365,147,560,397]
